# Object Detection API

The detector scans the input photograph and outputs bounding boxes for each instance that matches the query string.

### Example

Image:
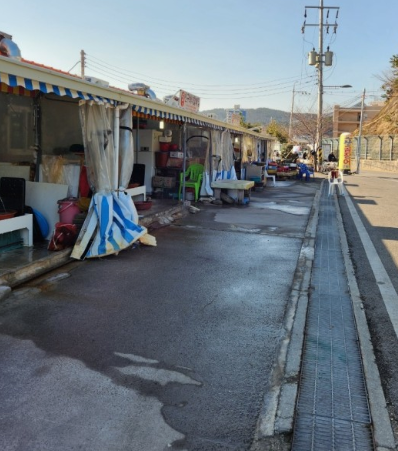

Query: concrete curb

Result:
[0,205,185,291]
[336,195,396,450]
[0,248,73,288]
[251,182,322,450]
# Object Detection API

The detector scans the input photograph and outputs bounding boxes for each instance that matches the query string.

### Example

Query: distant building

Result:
[226,104,247,125]
[332,101,384,138]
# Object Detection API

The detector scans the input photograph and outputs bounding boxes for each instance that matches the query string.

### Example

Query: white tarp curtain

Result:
[214,130,237,180]
[195,131,213,197]
[71,102,146,259]
[241,135,259,164]
[200,129,238,196]
[211,130,222,179]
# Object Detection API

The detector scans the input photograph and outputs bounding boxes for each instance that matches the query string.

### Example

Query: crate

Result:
[152,176,176,188]
[166,158,183,168]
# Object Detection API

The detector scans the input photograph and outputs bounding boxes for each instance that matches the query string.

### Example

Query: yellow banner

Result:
[338,133,352,171]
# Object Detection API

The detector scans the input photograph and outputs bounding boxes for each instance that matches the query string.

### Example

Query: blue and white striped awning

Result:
[0,72,117,105]
[0,71,225,129]
[131,104,224,130]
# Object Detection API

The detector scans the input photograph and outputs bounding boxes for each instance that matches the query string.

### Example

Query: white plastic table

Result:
[211,180,254,204]
[0,214,33,246]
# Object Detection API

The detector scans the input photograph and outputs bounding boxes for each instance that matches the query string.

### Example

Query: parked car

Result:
[281,159,298,170]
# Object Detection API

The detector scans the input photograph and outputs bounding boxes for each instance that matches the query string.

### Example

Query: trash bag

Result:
[48,223,78,251]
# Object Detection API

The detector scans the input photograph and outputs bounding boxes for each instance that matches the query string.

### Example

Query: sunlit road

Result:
[338,170,398,439]
[0,180,319,451]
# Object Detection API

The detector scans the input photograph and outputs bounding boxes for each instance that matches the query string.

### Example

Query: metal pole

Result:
[181,122,187,202]
[316,0,323,172]
[356,88,366,174]
[289,83,295,139]
[80,50,85,79]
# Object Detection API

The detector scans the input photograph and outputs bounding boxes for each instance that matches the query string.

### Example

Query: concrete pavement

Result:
[0,174,395,450]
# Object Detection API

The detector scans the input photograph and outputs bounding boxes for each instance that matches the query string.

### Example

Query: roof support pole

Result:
[181,122,187,202]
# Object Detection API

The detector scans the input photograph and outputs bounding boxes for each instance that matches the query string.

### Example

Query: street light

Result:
[323,84,352,90]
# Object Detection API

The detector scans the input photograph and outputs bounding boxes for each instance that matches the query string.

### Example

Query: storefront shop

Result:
[0,51,272,259]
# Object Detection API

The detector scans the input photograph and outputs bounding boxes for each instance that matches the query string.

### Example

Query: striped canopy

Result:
[131,104,224,129]
[0,72,116,105]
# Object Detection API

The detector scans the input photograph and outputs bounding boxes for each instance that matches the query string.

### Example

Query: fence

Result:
[323,134,398,172]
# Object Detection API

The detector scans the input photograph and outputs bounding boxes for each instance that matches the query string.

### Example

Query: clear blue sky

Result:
[2,0,396,115]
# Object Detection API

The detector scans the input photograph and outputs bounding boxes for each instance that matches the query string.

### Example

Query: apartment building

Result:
[332,101,384,138]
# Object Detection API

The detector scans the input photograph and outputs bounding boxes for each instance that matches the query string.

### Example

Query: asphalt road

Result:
[338,170,398,441]
[0,180,319,451]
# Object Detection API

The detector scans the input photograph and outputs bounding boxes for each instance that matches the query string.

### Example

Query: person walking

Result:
[328,151,337,162]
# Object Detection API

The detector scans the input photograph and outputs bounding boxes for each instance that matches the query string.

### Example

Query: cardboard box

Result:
[170,151,183,158]
[152,176,176,188]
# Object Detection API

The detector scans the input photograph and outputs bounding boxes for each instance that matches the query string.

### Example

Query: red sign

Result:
[178,90,200,113]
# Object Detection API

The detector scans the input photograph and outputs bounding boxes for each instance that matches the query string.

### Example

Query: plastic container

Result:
[159,143,170,152]
[135,200,152,211]
[57,198,80,224]
[32,208,50,237]
[0,210,17,220]
[155,151,169,168]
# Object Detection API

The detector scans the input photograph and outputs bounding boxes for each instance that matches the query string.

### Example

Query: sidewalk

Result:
[287,181,396,451]
[0,199,183,291]
[291,181,374,449]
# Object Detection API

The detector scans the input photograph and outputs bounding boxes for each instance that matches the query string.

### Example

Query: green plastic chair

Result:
[178,164,204,201]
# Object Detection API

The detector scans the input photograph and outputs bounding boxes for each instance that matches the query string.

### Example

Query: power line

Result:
[84,52,316,92]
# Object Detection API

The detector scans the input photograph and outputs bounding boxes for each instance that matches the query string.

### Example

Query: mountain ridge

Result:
[200,107,290,125]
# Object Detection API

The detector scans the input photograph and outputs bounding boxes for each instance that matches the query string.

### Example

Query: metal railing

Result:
[323,134,398,161]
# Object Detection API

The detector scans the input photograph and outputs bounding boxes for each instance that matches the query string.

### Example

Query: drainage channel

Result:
[291,183,374,450]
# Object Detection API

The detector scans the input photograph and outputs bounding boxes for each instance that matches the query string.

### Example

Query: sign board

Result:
[178,90,200,113]
[338,132,352,171]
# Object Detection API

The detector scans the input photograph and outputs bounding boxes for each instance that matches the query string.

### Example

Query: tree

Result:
[290,108,333,152]
[239,113,262,130]
[379,54,398,101]
[266,119,289,144]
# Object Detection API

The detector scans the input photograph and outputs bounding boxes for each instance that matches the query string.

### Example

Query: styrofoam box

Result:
[170,151,183,158]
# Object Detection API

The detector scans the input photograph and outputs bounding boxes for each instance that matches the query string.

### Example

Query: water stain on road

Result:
[251,201,310,215]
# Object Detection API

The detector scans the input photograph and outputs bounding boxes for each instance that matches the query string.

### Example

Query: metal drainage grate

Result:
[292,185,374,450]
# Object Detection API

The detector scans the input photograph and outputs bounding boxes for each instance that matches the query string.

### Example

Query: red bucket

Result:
[155,151,169,168]
[159,143,170,152]
[57,198,80,224]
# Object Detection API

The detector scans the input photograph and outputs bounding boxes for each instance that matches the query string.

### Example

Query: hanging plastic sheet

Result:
[71,102,146,259]
[194,131,212,197]
[242,135,259,164]
[214,130,237,181]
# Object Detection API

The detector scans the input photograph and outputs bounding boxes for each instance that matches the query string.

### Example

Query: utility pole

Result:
[303,0,339,171]
[80,50,86,79]
[317,2,323,171]
[289,83,309,139]
[356,88,366,174]
[289,84,296,139]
